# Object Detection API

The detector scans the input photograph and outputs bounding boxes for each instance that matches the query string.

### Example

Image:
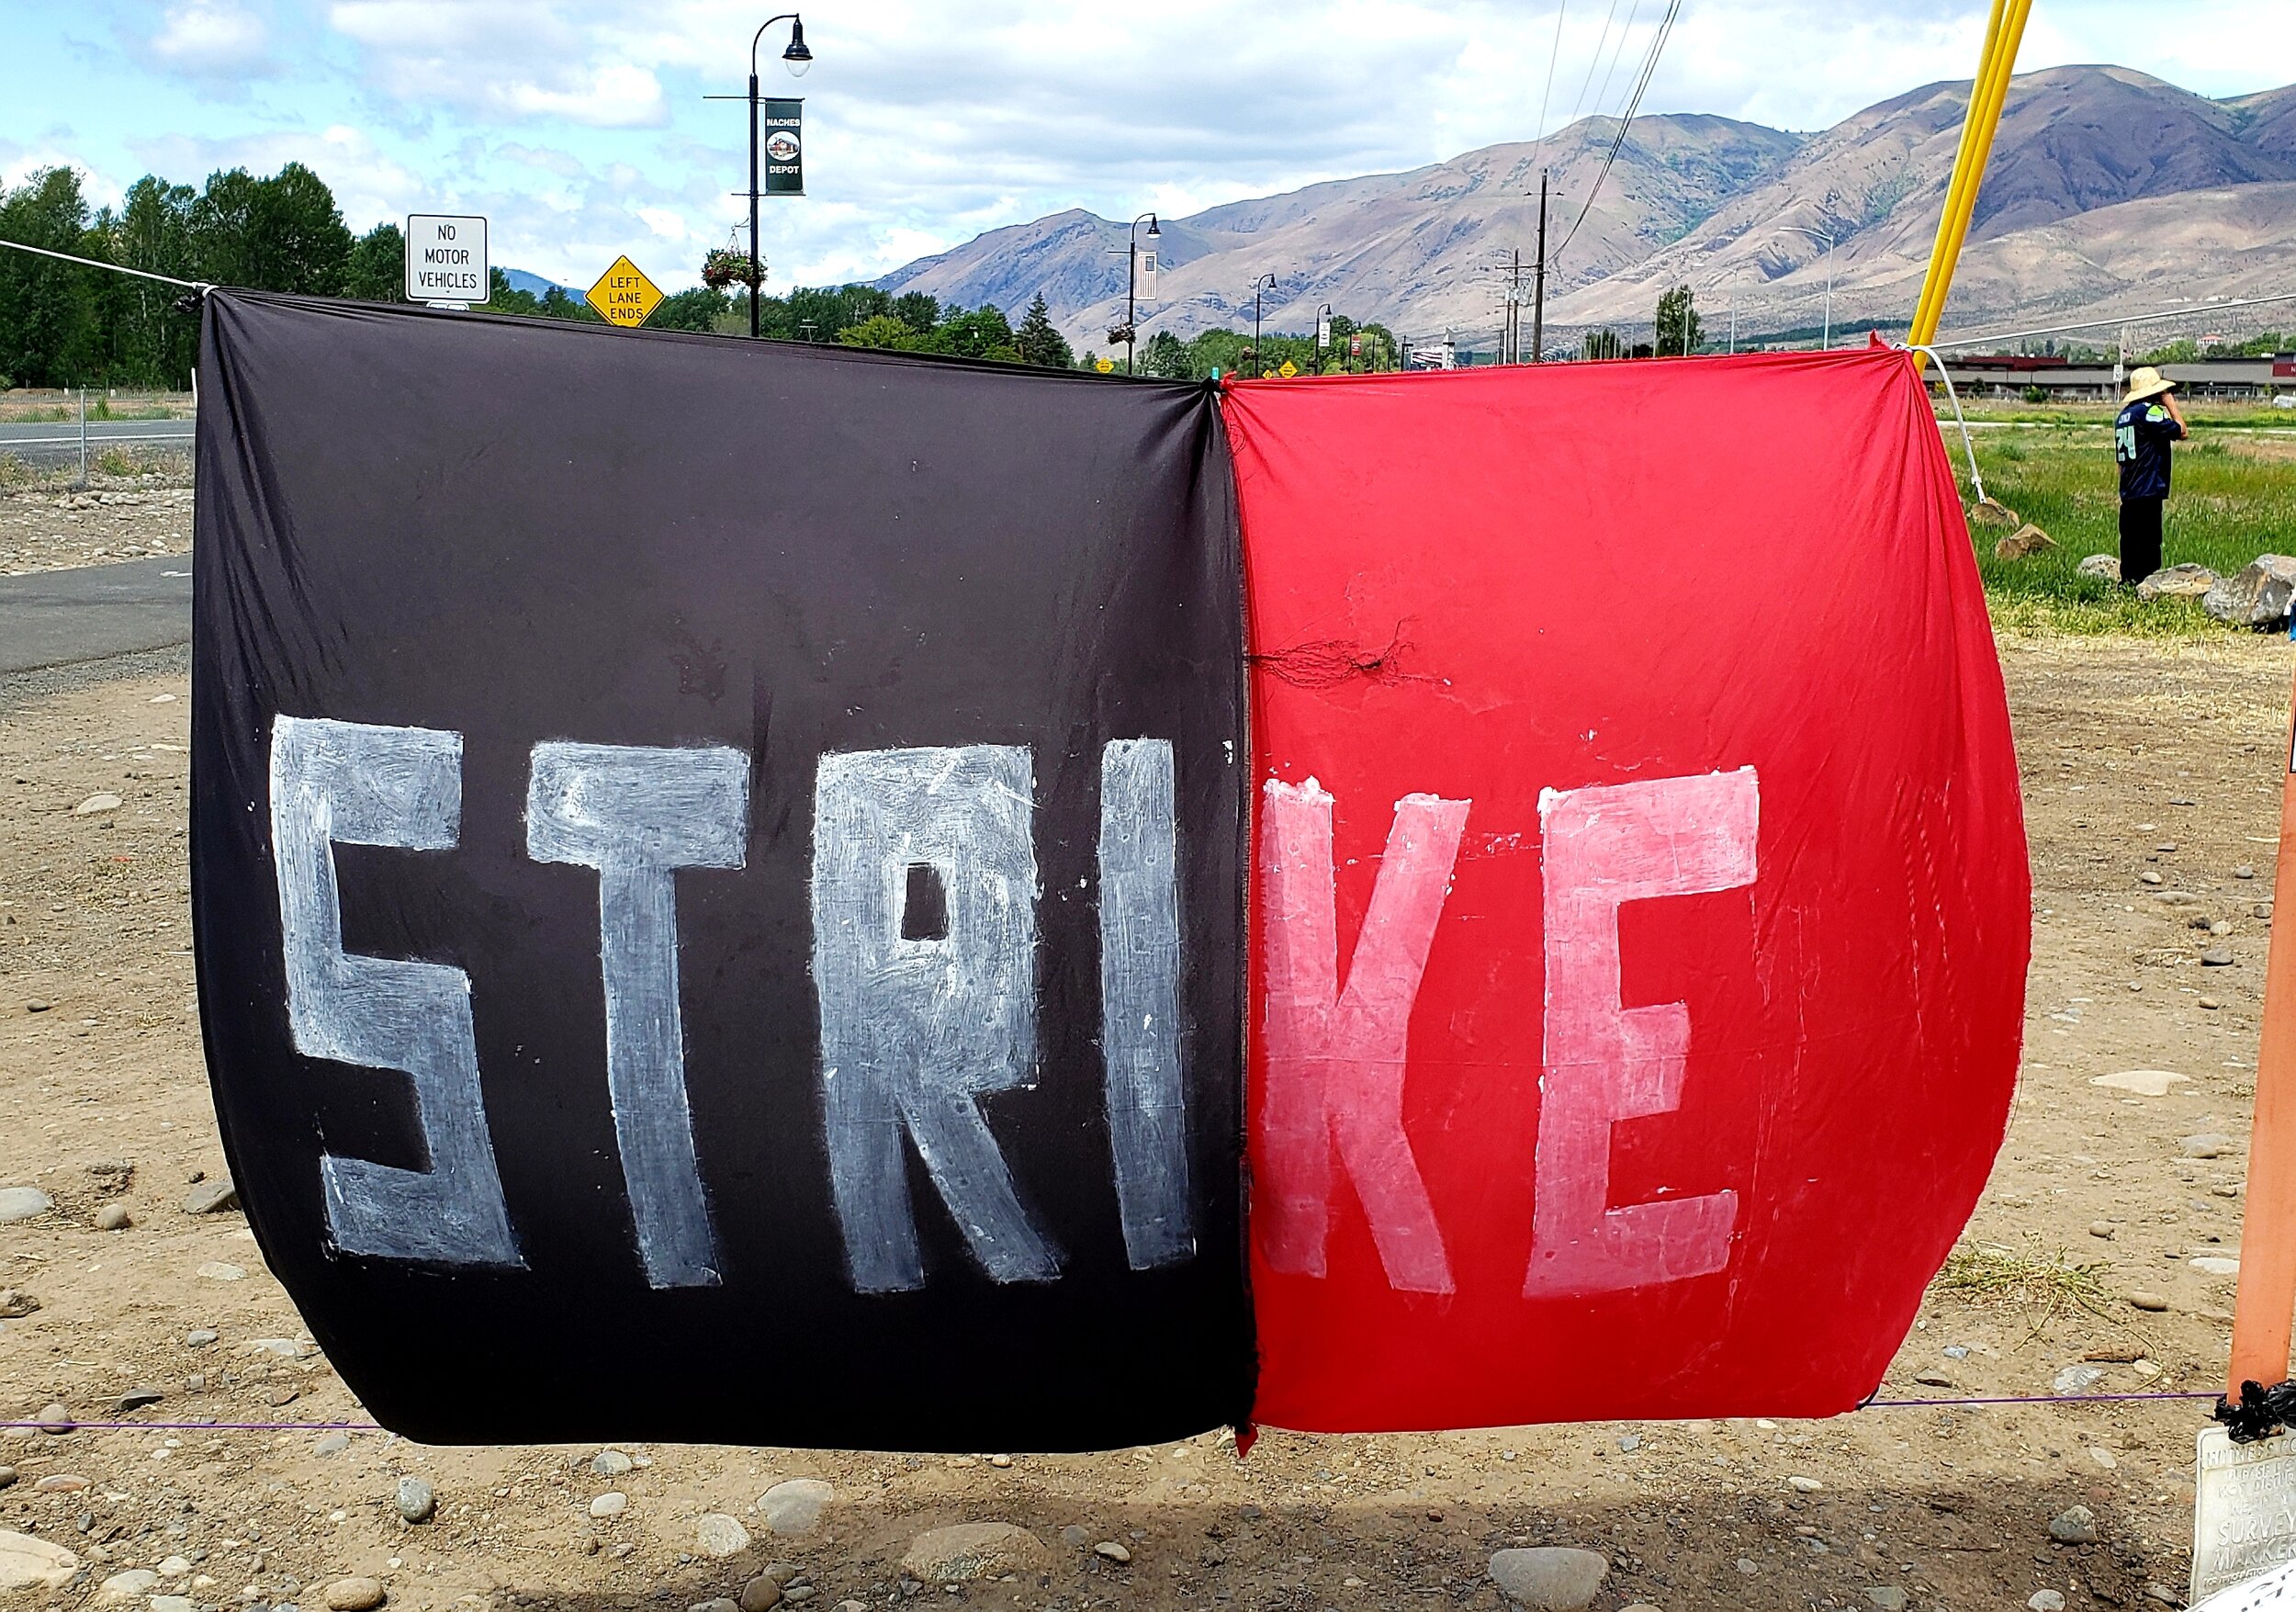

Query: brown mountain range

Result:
[875,66,2296,351]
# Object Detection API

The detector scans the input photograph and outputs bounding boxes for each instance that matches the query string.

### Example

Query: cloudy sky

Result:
[7,1,2292,293]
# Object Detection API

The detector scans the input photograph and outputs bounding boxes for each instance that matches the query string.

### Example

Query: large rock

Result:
[2135,563,2217,602]
[696,1513,751,1558]
[1968,499,2021,531]
[182,1176,239,1215]
[1994,523,2056,559]
[2077,553,2121,582]
[1489,1547,1610,1609]
[0,1529,81,1593]
[899,1522,1047,1582]
[759,1478,832,1536]
[0,1188,52,1223]
[2203,555,2296,626]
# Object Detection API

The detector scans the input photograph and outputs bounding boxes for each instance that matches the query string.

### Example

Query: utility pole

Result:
[1501,247,1522,363]
[1531,169,1549,364]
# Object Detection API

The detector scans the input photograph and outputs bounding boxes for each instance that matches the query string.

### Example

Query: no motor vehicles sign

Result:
[405,215,489,304]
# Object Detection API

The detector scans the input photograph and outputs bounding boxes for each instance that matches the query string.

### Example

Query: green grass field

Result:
[1942,418,2296,635]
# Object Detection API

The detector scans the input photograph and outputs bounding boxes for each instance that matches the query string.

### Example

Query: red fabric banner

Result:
[1224,348,2029,1433]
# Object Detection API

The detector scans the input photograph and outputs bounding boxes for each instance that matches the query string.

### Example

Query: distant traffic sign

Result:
[405,215,489,305]
[1095,357,1115,374]
[587,256,664,328]
[1277,360,1299,378]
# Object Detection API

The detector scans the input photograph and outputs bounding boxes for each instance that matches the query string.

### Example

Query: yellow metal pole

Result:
[1909,0,2007,359]
[1911,0,2032,366]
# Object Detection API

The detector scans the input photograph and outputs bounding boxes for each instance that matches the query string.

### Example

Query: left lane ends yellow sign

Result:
[586,255,664,328]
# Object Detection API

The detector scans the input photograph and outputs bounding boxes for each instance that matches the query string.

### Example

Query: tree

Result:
[1654,285,1701,357]
[537,285,602,323]
[891,290,940,335]
[0,167,100,389]
[929,303,1017,362]
[344,223,405,302]
[1582,328,1622,360]
[88,177,199,388]
[1141,329,1187,378]
[485,265,541,315]
[1014,293,1073,369]
[836,312,917,350]
[651,287,733,333]
[186,163,352,295]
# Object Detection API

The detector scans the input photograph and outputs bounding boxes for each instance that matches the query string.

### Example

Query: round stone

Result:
[323,1576,387,1611]
[94,1202,132,1231]
[396,1476,435,1524]
[1489,1547,1610,1609]
[759,1478,832,1536]
[696,1513,752,1558]
[899,1522,1047,1582]
[589,1492,628,1518]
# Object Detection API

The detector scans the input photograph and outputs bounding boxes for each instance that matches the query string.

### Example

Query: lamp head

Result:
[782,18,813,75]
[1146,214,1161,239]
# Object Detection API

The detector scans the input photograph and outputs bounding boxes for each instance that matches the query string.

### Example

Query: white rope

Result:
[1900,343,1988,506]
[1930,290,2296,351]
[0,236,211,291]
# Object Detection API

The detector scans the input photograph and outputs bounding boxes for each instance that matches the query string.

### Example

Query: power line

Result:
[1554,0,1683,261]
[1564,0,1632,132]
[1532,1,1570,159]
[1582,0,1648,155]
[0,235,210,291]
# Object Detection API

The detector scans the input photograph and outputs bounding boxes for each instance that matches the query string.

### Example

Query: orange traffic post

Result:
[2229,663,2296,1403]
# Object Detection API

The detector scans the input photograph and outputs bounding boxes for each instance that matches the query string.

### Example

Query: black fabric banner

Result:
[191,291,1249,1449]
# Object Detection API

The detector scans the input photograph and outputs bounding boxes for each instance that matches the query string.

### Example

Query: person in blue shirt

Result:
[2115,366,2189,586]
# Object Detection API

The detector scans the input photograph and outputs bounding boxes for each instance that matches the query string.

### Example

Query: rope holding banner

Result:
[2225,660,2296,1415]
[0,234,213,293]
[1908,0,2033,371]
[1899,344,1987,507]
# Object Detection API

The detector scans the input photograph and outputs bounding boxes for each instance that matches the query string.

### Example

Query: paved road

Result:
[0,555,193,674]
[0,417,197,467]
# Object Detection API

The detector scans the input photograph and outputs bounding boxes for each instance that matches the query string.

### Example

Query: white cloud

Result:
[328,2,669,126]
[147,1,276,80]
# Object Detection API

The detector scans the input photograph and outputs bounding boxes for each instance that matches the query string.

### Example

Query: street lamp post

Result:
[1250,273,1277,378]
[1314,301,1333,372]
[1125,212,1159,375]
[1774,222,1835,351]
[747,13,812,338]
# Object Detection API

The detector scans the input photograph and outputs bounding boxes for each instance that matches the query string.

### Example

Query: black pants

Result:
[2120,497,2163,584]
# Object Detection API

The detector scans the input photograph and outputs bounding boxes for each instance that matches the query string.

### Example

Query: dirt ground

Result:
[2,628,2291,1612]
[0,483,195,578]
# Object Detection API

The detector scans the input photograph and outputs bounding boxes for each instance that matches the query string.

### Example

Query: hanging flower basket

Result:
[702,248,761,291]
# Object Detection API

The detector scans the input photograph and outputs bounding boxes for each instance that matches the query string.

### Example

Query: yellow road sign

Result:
[586,255,664,328]
[1095,357,1115,373]
[1277,359,1299,378]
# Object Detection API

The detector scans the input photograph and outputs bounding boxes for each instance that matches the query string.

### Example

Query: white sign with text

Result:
[404,215,489,305]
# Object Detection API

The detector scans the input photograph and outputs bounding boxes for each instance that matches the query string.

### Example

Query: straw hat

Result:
[2122,366,2178,406]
